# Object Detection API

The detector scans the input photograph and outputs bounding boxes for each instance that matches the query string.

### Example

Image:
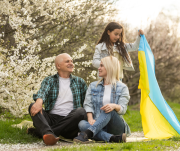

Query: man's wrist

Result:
[36,98,43,106]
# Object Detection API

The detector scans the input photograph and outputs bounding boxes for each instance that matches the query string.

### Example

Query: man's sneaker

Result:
[27,127,41,138]
[27,127,37,136]
[73,132,91,144]
[27,127,35,134]
[121,133,126,143]
[114,133,126,143]
[43,133,59,145]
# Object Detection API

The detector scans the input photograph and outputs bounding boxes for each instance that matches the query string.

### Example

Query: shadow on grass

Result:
[169,136,180,141]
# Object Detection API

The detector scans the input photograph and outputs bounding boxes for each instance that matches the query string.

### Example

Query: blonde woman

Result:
[73,56,130,143]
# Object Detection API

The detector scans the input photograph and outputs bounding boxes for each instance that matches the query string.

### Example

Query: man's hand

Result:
[100,104,116,113]
[30,98,43,116]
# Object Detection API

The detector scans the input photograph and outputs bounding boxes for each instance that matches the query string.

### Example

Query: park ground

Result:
[0,101,180,151]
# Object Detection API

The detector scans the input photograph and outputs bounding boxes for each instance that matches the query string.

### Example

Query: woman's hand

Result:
[87,112,96,125]
[88,119,96,125]
[138,29,144,36]
[100,104,116,113]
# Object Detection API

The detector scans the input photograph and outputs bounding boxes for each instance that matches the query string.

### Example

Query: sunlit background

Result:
[115,0,180,33]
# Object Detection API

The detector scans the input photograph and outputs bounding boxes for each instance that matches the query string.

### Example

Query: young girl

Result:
[92,22,144,80]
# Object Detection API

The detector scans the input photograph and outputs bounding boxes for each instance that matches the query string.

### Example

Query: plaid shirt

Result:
[33,73,88,111]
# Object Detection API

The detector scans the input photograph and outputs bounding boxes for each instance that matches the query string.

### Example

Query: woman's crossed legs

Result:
[75,110,125,143]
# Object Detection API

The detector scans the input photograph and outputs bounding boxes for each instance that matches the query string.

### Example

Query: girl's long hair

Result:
[97,22,131,63]
[97,56,120,87]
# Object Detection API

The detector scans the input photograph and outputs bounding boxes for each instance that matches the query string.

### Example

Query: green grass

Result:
[0,113,40,144]
[0,101,179,151]
[167,101,180,120]
[46,139,180,151]
[123,106,142,132]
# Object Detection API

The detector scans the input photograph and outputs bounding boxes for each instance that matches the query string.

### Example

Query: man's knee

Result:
[74,107,87,120]
[78,120,89,131]
[76,107,86,116]
[28,103,34,114]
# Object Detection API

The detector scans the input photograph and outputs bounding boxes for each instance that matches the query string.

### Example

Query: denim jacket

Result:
[92,36,141,71]
[84,80,131,136]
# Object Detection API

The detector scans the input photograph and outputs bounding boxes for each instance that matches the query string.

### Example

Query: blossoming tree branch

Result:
[0,0,117,117]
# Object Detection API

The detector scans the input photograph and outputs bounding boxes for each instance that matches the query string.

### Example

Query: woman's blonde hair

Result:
[97,56,120,87]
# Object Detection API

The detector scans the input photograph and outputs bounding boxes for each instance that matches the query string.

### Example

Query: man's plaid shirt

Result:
[33,73,88,111]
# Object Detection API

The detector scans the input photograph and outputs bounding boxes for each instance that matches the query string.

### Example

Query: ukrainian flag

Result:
[138,35,180,139]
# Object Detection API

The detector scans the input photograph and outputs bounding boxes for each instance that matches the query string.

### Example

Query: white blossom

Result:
[0,0,114,117]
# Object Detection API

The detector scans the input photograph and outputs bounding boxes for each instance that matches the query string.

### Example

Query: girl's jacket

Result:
[92,36,141,71]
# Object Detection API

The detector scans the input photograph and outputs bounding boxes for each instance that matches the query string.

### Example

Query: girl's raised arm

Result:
[125,36,141,52]
[125,29,144,52]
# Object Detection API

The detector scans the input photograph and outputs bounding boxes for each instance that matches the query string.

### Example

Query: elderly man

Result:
[28,53,87,145]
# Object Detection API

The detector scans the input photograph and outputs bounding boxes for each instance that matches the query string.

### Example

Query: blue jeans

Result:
[78,110,125,142]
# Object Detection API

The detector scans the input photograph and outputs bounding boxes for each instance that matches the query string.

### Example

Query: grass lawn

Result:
[0,114,40,144]
[123,106,142,132]
[0,101,179,151]
[47,139,180,151]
